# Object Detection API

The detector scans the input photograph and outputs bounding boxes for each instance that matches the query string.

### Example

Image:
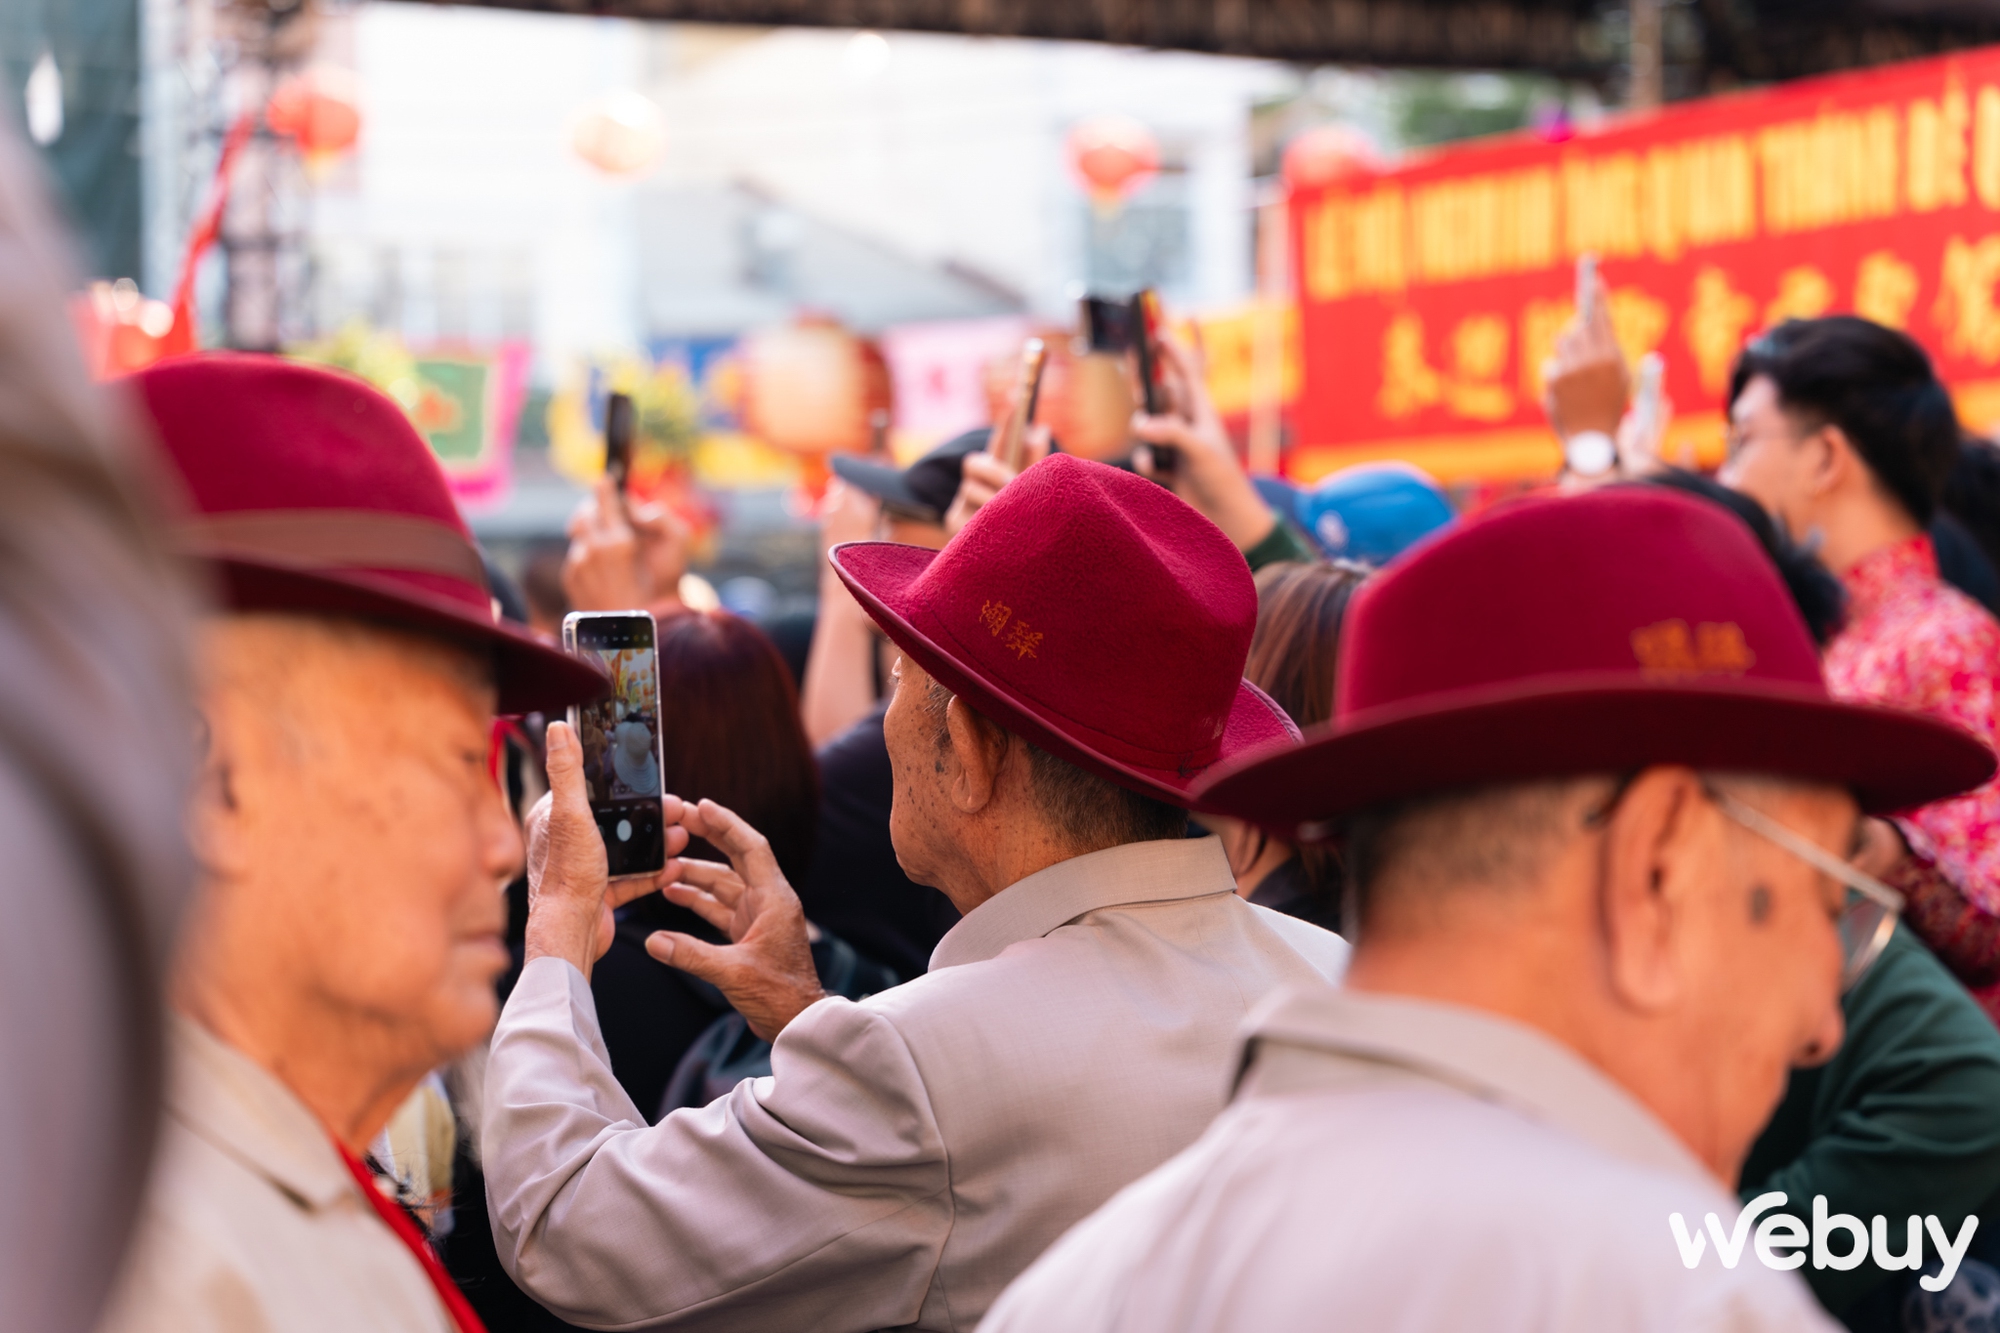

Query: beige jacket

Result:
[984,985,1840,1333]
[98,1018,456,1333]
[482,836,1349,1332]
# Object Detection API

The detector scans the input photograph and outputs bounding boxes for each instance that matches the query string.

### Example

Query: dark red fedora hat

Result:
[830,453,1296,805]
[129,352,603,713]
[1196,486,1994,832]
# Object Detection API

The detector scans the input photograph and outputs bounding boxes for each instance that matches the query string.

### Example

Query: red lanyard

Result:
[334,1141,488,1333]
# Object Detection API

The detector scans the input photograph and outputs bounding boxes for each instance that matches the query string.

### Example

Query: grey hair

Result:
[922,678,1187,851]
[1341,778,1612,939]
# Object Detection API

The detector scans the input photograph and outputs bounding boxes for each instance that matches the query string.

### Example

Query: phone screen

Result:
[1081,295,1136,352]
[564,612,666,877]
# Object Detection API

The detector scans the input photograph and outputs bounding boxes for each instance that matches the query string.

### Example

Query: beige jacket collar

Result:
[930,836,1236,971]
[168,1014,357,1211]
[1240,986,1715,1187]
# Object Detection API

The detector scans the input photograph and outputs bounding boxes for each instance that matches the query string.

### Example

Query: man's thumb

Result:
[546,722,586,794]
[646,931,727,984]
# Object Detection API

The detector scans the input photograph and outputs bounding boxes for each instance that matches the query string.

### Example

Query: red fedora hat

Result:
[1195,487,1994,833]
[129,352,604,713]
[830,453,1296,805]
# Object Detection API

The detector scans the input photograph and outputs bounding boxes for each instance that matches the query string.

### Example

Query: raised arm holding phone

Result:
[943,341,1053,536]
[1543,255,1673,484]
[562,393,694,620]
[482,453,1346,1333]
[1129,325,1305,560]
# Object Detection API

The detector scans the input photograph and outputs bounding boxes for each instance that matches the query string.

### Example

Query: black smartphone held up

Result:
[1080,294,1137,353]
[1128,288,1178,476]
[561,610,667,878]
[604,391,636,496]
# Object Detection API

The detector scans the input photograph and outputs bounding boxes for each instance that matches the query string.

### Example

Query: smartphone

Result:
[1575,254,1601,327]
[561,611,667,878]
[1080,295,1137,352]
[1631,352,1664,440]
[604,391,636,496]
[1129,289,1178,475]
[992,338,1047,472]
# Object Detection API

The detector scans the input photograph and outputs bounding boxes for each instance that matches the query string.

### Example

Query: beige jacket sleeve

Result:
[483,957,953,1332]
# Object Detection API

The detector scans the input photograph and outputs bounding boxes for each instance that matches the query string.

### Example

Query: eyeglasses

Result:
[1586,774,1904,990]
[1707,787,1903,991]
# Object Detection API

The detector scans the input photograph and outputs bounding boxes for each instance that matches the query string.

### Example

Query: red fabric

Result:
[1826,537,2000,906]
[1884,844,2000,989]
[1195,488,1996,832]
[334,1141,486,1333]
[127,353,603,713]
[830,454,1298,805]
[1824,534,2000,1020]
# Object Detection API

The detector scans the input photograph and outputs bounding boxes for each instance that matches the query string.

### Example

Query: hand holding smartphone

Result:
[1128,289,1179,476]
[604,391,636,498]
[1575,255,1602,329]
[991,338,1047,473]
[562,610,667,878]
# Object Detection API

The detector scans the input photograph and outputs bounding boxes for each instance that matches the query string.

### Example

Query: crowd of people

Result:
[10,106,2000,1333]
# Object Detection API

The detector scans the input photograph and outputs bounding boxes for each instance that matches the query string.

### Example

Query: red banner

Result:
[1289,46,2000,484]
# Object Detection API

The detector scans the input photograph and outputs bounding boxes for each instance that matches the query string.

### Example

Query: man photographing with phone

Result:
[483,453,1349,1332]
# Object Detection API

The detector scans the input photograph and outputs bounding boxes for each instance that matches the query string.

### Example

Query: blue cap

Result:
[1253,462,1455,563]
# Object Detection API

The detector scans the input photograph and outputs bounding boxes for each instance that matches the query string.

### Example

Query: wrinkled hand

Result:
[944,392,1052,537]
[646,798,826,1041]
[523,721,687,980]
[563,475,692,614]
[1543,265,1630,444]
[1129,336,1278,553]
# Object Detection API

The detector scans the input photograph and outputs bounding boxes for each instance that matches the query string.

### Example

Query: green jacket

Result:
[1741,923,2000,1317]
[1241,517,1317,573]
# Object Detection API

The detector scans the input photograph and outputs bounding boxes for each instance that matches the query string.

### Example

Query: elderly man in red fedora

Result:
[98,354,606,1333]
[981,487,1998,1332]
[481,453,1349,1331]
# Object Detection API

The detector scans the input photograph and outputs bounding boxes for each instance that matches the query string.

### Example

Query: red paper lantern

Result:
[1281,124,1377,192]
[1066,115,1159,206]
[572,90,668,178]
[266,67,362,157]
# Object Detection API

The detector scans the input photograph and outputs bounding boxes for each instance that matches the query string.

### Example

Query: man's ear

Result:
[187,702,250,882]
[943,697,1006,816]
[1805,421,1854,500]
[1598,766,1705,1014]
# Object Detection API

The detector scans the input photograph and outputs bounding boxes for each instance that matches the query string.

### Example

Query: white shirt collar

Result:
[929,836,1236,971]
[1239,986,1717,1187]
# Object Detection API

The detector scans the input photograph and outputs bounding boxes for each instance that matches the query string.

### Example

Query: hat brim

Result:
[831,456,939,522]
[1193,674,1997,836]
[831,541,1296,806]
[212,556,608,715]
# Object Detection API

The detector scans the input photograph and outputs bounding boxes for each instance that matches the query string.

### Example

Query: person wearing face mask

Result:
[1719,317,2000,1024]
